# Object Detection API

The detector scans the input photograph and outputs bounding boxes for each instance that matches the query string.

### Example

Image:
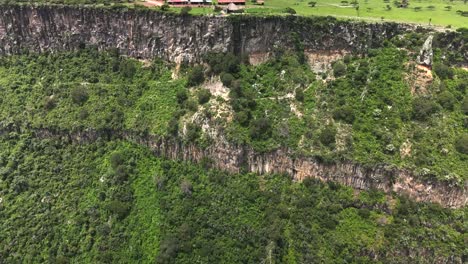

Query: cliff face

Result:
[26,128,466,208]
[0,5,466,208]
[0,5,414,63]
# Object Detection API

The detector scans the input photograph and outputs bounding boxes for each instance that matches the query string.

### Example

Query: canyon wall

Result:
[0,5,466,208]
[0,5,416,63]
[23,127,465,208]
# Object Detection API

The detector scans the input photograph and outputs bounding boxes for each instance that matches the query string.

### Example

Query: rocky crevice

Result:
[3,126,464,208]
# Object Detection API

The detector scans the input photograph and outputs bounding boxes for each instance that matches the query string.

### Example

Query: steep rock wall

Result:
[0,5,415,63]
[16,127,465,208]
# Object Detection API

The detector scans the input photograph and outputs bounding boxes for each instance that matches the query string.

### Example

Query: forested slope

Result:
[0,28,467,262]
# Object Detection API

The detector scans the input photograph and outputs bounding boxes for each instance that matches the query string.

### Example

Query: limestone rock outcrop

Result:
[417,35,433,67]
[0,5,412,63]
[21,127,466,208]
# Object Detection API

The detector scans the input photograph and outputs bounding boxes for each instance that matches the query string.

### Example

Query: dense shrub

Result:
[107,200,131,219]
[186,99,198,112]
[319,125,337,147]
[110,152,125,169]
[71,86,89,105]
[120,60,136,79]
[250,118,272,140]
[332,61,347,77]
[462,97,468,114]
[412,97,440,121]
[433,63,454,80]
[187,66,205,87]
[197,89,211,105]
[220,72,235,87]
[176,89,188,104]
[454,134,468,154]
[437,91,456,110]
[295,88,305,102]
[284,7,297,14]
[186,123,201,142]
[333,105,355,124]
[167,117,179,136]
[43,96,57,110]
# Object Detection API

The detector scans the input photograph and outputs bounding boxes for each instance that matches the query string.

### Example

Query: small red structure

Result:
[168,0,189,5]
[217,0,246,5]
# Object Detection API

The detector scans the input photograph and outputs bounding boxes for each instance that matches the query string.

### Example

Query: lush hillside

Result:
[0,39,466,182]
[0,30,466,262]
[0,136,465,263]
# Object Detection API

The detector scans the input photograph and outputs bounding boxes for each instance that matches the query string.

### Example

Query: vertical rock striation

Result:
[26,127,467,208]
[0,5,415,63]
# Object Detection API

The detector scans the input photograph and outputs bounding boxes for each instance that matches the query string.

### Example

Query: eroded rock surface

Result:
[417,35,433,67]
[20,127,466,208]
[0,5,413,63]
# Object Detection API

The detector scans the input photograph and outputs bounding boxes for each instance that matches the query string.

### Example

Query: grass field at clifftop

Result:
[243,0,468,28]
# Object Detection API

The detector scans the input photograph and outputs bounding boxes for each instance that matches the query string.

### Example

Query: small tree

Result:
[187,65,205,87]
[71,86,89,105]
[308,1,317,7]
[319,125,337,147]
[454,134,468,154]
[433,63,454,80]
[180,6,192,16]
[412,97,440,121]
[332,61,347,77]
[437,91,456,110]
[462,97,468,114]
[284,7,296,14]
[107,200,131,219]
[160,3,170,11]
[197,89,212,104]
[220,72,235,87]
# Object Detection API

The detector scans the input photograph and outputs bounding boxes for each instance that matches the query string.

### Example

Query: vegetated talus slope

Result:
[0,135,465,263]
[0,45,466,207]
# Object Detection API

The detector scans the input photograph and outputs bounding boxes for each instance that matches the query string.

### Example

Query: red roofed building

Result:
[217,0,245,5]
[168,0,189,4]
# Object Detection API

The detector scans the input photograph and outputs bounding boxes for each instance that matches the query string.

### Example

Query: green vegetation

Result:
[196,46,467,182]
[242,0,468,28]
[0,48,183,136]
[0,136,465,262]
[0,38,466,183]
[0,38,466,262]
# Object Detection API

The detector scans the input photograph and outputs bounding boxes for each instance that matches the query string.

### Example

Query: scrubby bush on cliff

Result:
[205,53,240,75]
[332,61,347,77]
[220,72,235,87]
[433,63,454,80]
[319,125,337,147]
[284,7,297,14]
[250,117,272,140]
[461,97,468,114]
[437,91,456,110]
[412,97,440,121]
[454,134,468,154]
[333,105,355,124]
[197,89,211,105]
[185,123,201,142]
[71,85,89,105]
[187,65,205,87]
